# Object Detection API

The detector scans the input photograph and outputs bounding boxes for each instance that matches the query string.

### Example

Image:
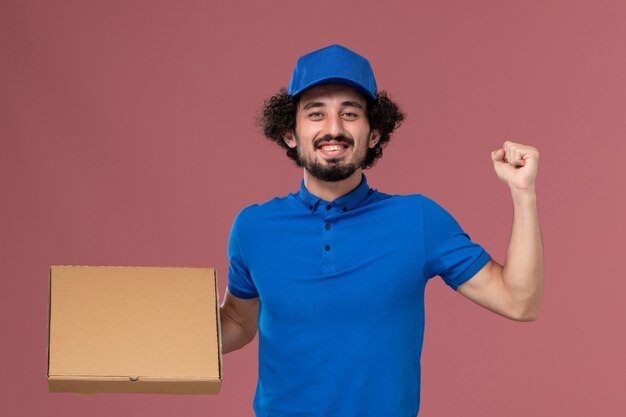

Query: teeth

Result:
[321,145,342,151]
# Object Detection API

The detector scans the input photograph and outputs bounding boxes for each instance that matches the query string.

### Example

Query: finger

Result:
[503,140,523,148]
[506,141,515,163]
[502,141,526,167]
[502,141,511,164]
[504,141,539,157]
[510,148,526,167]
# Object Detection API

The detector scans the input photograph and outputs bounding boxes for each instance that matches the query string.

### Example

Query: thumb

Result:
[491,148,505,163]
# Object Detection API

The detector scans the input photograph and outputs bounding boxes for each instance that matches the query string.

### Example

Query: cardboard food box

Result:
[47,266,222,394]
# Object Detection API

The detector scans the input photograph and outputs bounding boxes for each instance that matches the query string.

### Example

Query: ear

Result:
[368,130,381,148]
[283,131,297,149]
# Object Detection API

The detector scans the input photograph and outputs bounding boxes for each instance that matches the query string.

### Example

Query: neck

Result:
[303,169,363,202]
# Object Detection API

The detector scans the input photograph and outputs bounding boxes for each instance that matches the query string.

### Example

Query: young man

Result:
[220,44,543,417]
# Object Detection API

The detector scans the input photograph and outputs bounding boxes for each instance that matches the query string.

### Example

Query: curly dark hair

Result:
[257,88,405,169]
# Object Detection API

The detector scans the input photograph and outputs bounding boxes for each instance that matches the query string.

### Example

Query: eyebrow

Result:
[302,101,364,110]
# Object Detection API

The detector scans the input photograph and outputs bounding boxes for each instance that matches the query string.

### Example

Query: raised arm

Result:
[220,288,259,353]
[457,141,544,321]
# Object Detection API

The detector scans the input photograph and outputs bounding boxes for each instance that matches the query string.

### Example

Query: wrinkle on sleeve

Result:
[421,196,491,290]
[227,210,259,299]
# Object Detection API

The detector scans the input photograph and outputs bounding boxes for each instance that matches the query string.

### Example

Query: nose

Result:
[324,113,346,138]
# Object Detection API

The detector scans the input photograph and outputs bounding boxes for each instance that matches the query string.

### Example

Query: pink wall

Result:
[2,0,625,415]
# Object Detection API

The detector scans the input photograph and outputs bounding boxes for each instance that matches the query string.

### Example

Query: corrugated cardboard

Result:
[47,266,222,394]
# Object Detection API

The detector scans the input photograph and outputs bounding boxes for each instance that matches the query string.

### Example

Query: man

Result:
[220,44,543,417]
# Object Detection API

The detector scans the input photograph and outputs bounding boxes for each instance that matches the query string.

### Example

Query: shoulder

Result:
[370,192,458,223]
[359,191,435,225]
[232,194,297,226]
[391,192,452,215]
[368,190,431,210]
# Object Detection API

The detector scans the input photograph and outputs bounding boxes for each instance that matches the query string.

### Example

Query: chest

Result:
[244,203,426,322]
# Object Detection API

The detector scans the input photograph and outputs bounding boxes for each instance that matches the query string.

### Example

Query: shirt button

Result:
[326,205,332,211]
[342,207,347,212]
[325,224,331,230]
[324,245,331,251]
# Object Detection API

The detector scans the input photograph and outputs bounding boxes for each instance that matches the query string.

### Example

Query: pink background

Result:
[2,0,625,415]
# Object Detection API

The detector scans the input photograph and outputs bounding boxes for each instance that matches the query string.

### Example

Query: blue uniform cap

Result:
[287,44,378,101]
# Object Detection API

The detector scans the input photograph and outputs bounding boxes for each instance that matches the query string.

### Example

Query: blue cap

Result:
[287,44,378,100]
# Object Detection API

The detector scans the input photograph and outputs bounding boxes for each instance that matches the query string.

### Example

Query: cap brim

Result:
[290,77,377,101]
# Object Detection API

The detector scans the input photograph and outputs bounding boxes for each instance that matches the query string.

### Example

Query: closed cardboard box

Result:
[47,266,222,394]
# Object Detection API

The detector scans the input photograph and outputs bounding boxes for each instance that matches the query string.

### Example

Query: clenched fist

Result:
[491,141,539,192]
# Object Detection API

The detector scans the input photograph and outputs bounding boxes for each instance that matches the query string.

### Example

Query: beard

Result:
[295,134,368,182]
[303,158,359,182]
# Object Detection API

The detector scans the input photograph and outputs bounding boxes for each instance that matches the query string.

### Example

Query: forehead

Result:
[298,83,367,108]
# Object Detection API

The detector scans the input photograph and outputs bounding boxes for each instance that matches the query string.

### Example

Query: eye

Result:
[308,112,323,120]
[342,112,359,119]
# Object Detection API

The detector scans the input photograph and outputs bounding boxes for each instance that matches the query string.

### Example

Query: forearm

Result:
[219,289,259,354]
[220,308,257,354]
[459,141,544,321]
[502,188,544,319]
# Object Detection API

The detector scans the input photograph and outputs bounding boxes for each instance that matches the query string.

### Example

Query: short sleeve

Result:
[227,211,259,299]
[422,196,491,290]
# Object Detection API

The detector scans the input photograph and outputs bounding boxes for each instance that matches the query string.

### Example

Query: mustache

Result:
[313,135,354,148]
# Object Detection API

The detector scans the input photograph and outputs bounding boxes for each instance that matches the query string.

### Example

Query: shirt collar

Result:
[296,174,372,212]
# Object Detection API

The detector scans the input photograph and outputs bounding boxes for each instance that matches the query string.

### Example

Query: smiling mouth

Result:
[316,142,350,161]
[319,144,348,151]
[313,135,354,149]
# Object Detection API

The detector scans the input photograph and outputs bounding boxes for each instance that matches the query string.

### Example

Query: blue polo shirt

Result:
[228,175,491,417]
